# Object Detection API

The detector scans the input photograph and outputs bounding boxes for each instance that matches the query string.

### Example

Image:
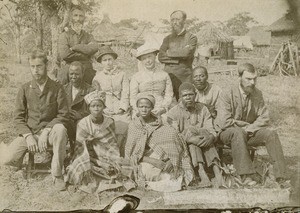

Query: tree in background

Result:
[0,0,24,63]
[159,17,207,34]
[0,0,101,69]
[226,12,258,36]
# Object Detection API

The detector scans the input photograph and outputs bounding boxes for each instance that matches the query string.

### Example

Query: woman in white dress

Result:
[130,45,174,117]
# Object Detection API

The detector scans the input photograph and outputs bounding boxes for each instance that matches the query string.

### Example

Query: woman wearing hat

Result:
[92,46,130,120]
[130,44,174,117]
[92,46,130,152]
[125,93,194,192]
[65,90,134,192]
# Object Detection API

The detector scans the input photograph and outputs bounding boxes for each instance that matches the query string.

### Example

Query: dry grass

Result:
[0,54,299,210]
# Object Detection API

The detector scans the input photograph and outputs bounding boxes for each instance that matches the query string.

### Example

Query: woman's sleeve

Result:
[76,118,92,144]
[119,72,130,111]
[124,122,135,158]
[162,73,174,109]
[92,75,101,91]
[129,74,139,112]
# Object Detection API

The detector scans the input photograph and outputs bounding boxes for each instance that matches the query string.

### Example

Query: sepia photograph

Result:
[0,0,299,212]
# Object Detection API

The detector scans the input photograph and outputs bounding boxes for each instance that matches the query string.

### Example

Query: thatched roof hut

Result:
[196,22,233,45]
[268,15,300,59]
[196,22,234,59]
[92,14,123,42]
[268,16,296,33]
[118,27,144,48]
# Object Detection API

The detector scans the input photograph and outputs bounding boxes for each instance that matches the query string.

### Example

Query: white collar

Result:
[177,28,185,36]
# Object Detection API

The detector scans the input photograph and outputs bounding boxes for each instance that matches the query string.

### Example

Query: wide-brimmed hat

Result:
[103,194,140,212]
[136,93,156,107]
[95,46,118,63]
[136,43,159,60]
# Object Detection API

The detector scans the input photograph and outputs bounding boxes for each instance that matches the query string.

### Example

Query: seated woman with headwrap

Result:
[65,90,135,193]
[130,44,174,118]
[125,93,194,192]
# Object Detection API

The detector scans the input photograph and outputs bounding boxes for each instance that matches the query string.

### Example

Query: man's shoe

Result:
[53,176,66,191]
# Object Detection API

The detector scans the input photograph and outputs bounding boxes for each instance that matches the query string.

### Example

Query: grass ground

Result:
[0,53,299,210]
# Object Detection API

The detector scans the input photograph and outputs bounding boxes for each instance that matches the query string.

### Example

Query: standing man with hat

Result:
[58,5,99,85]
[158,10,198,100]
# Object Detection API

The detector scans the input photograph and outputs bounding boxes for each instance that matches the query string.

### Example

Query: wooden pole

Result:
[269,45,283,74]
[295,46,299,76]
[287,42,297,76]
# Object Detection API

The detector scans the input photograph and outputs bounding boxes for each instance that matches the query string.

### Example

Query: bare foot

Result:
[198,178,212,188]
[214,175,225,188]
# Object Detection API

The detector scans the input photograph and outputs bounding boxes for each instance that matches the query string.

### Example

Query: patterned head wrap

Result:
[136,93,156,107]
[84,90,106,106]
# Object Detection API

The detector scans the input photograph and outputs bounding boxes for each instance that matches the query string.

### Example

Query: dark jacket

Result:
[64,82,93,120]
[57,28,99,84]
[64,82,94,139]
[158,30,197,82]
[14,78,69,135]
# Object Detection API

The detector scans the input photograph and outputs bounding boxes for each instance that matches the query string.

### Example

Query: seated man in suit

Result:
[0,49,69,191]
[215,63,287,185]
[64,61,94,141]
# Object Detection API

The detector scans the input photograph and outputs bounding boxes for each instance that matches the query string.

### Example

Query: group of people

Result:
[0,7,287,193]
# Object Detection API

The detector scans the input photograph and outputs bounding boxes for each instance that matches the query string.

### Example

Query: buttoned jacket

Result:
[14,78,69,135]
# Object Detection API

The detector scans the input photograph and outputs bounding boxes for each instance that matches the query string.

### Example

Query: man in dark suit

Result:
[64,61,93,141]
[158,10,197,100]
[215,63,287,185]
[0,49,69,191]
[57,6,98,85]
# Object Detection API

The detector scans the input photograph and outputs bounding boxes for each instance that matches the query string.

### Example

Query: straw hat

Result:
[136,43,159,60]
[95,46,118,63]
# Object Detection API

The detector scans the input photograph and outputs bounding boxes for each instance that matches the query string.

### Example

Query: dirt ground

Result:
[0,55,299,211]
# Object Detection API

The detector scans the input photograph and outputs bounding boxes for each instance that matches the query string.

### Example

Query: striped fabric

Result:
[65,115,131,185]
[125,115,194,185]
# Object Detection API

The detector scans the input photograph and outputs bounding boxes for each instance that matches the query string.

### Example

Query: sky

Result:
[98,0,289,26]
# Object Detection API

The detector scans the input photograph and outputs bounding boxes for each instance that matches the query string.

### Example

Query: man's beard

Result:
[172,25,183,34]
[242,85,255,94]
[72,22,83,34]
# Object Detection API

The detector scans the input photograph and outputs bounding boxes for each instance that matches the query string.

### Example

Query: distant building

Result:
[232,36,253,51]
[268,15,300,60]
[247,26,271,47]
[246,26,271,58]
[195,22,234,60]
